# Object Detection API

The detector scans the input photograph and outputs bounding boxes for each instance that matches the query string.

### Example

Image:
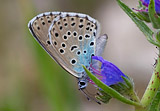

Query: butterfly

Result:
[28,12,107,90]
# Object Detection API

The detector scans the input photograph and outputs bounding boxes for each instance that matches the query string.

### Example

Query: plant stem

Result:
[138,50,160,110]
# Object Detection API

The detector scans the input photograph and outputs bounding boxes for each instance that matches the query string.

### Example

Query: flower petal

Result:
[92,56,127,86]
[141,0,160,14]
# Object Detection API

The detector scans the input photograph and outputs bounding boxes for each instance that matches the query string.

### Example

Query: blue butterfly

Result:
[28,12,107,90]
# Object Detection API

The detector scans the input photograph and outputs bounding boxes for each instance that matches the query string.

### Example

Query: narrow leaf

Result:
[148,0,160,29]
[117,0,160,47]
[121,76,133,89]
[135,12,150,22]
[156,30,160,43]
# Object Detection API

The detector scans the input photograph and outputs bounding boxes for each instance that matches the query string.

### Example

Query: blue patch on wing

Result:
[73,36,95,73]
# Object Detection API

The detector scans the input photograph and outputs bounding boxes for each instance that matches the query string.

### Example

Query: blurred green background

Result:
[0,0,157,111]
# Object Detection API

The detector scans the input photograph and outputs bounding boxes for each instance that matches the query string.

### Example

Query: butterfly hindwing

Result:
[48,12,100,78]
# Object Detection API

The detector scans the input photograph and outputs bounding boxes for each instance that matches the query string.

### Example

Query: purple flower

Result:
[90,56,127,86]
[140,0,160,14]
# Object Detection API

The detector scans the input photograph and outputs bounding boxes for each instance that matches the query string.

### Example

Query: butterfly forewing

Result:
[29,12,59,43]
[28,12,73,74]
[48,12,100,78]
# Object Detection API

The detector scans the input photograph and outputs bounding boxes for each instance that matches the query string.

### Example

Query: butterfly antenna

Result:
[79,88,101,105]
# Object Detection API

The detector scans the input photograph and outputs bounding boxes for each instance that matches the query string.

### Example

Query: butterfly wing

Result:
[28,12,60,47]
[48,12,100,78]
[91,34,108,70]
[28,12,72,73]
[95,34,108,56]
[28,12,100,78]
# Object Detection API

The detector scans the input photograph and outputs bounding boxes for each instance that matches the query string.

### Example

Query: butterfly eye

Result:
[79,81,85,86]
[78,81,87,89]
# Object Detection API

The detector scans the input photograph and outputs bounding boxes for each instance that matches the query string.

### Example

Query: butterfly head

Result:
[78,80,87,89]
[78,74,88,89]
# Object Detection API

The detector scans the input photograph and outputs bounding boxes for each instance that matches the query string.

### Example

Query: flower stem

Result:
[139,50,160,110]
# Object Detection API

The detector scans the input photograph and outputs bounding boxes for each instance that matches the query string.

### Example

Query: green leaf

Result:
[117,0,160,47]
[148,0,160,29]
[133,0,150,22]
[135,12,150,22]
[83,66,141,107]
[156,30,160,43]
[121,76,133,89]
[138,0,143,8]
